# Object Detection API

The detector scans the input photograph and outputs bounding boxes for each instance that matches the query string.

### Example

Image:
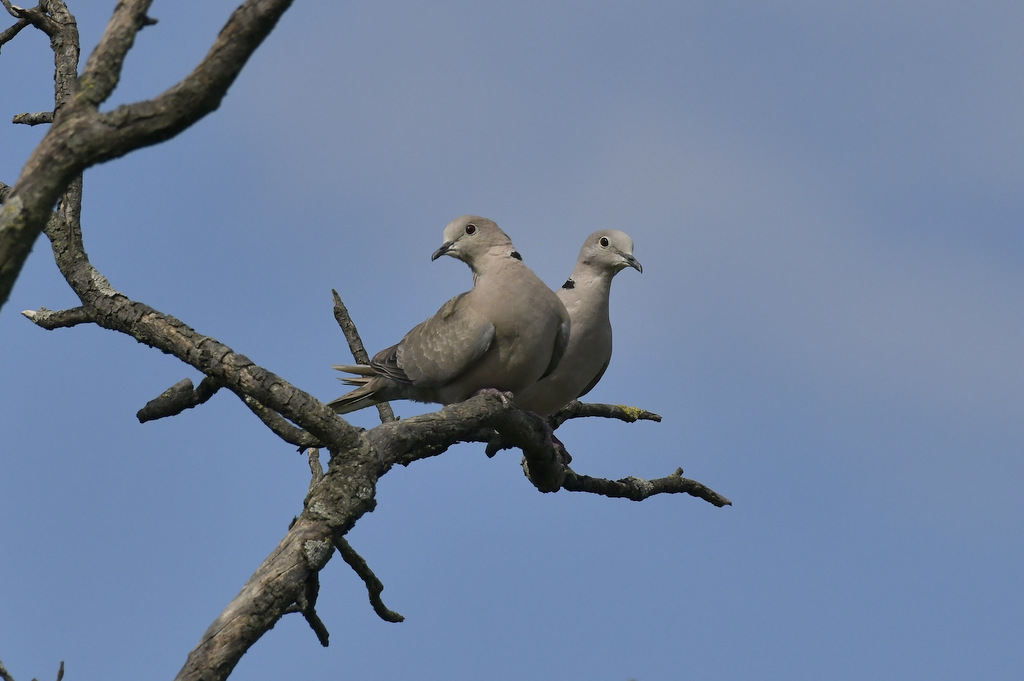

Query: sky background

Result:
[2,1,1022,679]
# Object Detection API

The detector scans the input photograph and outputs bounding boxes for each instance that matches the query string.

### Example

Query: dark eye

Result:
[465,223,477,235]
[599,236,610,248]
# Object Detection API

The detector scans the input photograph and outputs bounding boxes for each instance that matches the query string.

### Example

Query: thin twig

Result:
[0,16,29,47]
[331,289,395,423]
[285,572,330,646]
[335,537,405,623]
[240,395,321,449]
[563,466,732,507]
[549,399,662,430]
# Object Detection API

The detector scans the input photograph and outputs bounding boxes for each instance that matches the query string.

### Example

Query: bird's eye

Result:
[599,236,610,248]
[465,223,477,235]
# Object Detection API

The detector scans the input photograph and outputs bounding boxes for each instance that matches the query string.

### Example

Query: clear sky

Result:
[2,2,1022,679]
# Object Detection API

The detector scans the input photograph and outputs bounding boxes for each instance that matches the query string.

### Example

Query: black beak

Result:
[622,253,643,273]
[431,241,455,261]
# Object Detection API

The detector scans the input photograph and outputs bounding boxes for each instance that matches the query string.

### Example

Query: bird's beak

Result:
[431,240,455,261]
[622,253,643,273]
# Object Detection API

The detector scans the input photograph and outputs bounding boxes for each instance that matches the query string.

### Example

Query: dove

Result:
[328,215,571,415]
[513,229,642,417]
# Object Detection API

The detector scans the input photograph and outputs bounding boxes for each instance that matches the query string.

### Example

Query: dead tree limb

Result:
[0,0,295,313]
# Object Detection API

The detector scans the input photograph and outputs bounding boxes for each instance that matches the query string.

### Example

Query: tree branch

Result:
[335,537,405,623]
[0,0,295,314]
[549,399,662,429]
[12,111,53,125]
[239,394,321,449]
[563,466,732,507]
[136,376,224,423]
[284,572,330,647]
[0,15,30,48]
[76,0,155,108]
[332,288,395,423]
[20,305,92,328]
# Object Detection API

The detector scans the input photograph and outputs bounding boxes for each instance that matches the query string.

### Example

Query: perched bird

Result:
[329,215,571,415]
[514,230,642,416]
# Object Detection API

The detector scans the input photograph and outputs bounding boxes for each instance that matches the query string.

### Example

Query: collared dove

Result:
[514,230,642,416]
[328,215,571,415]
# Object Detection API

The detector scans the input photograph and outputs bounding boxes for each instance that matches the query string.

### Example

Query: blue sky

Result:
[2,2,1022,679]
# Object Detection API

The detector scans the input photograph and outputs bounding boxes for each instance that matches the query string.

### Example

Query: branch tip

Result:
[336,537,405,623]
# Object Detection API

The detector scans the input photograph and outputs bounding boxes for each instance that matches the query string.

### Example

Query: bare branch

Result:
[21,305,91,328]
[306,448,324,489]
[284,572,330,646]
[549,399,662,429]
[563,467,732,507]
[486,399,660,458]
[1,0,21,19]
[34,211,362,451]
[240,394,321,449]
[0,1,78,311]
[90,0,294,159]
[76,0,155,107]
[0,0,294,314]
[0,15,29,47]
[1,2,59,36]
[136,376,224,423]
[335,537,405,623]
[12,111,53,125]
[367,391,567,492]
[173,446,380,681]
[332,289,395,423]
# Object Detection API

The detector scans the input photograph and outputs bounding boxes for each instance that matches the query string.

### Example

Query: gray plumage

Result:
[514,229,642,416]
[329,215,571,415]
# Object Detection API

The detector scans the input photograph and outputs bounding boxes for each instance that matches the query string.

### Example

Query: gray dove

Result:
[514,230,642,416]
[329,215,571,415]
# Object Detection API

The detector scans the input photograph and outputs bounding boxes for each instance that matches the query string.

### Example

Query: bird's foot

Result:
[472,387,515,408]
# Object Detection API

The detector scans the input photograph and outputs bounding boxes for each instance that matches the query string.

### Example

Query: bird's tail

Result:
[332,364,376,387]
[326,382,382,414]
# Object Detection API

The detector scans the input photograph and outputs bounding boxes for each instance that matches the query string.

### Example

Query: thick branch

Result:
[368,391,565,492]
[0,1,79,313]
[136,376,224,422]
[174,442,380,681]
[76,0,154,108]
[0,0,294,314]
